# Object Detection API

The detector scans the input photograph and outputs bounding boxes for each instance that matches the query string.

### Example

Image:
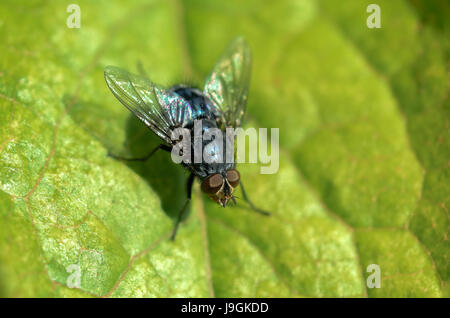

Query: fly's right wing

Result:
[104,66,193,144]
[203,36,251,129]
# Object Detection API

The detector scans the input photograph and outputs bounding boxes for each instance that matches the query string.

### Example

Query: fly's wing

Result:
[104,66,192,144]
[203,36,251,129]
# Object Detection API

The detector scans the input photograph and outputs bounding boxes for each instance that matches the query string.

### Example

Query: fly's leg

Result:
[137,61,148,78]
[240,181,271,216]
[108,144,172,162]
[171,173,195,241]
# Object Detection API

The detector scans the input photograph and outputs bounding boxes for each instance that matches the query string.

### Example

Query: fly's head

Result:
[201,169,240,207]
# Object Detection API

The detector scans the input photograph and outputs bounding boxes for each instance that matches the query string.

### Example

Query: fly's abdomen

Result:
[170,86,234,178]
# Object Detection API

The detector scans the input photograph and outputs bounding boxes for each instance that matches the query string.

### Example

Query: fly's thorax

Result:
[167,87,236,178]
[170,86,219,128]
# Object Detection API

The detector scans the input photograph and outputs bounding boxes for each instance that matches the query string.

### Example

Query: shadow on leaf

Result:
[67,96,189,219]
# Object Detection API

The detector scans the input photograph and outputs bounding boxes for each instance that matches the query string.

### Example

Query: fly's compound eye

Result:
[226,169,240,188]
[201,174,224,194]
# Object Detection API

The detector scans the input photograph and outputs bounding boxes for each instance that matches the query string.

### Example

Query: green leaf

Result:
[0,0,447,297]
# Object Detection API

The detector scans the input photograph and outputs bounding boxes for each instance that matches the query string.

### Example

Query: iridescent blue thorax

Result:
[170,85,218,126]
[170,85,235,179]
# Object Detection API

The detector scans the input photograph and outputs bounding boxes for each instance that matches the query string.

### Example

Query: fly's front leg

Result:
[240,181,271,216]
[171,173,195,241]
[108,144,171,162]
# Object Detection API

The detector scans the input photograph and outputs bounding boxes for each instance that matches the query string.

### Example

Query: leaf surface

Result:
[0,0,447,297]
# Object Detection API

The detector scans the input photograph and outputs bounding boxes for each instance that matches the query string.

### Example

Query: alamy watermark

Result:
[366,4,381,29]
[66,4,81,29]
[66,263,81,289]
[170,120,279,174]
[366,264,381,288]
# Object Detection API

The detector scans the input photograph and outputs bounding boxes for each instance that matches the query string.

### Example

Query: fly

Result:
[104,36,270,240]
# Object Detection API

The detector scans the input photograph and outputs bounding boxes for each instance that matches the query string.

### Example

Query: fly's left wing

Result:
[104,66,193,145]
[203,36,252,129]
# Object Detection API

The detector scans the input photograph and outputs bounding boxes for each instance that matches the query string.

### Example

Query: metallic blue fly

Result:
[105,37,269,240]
